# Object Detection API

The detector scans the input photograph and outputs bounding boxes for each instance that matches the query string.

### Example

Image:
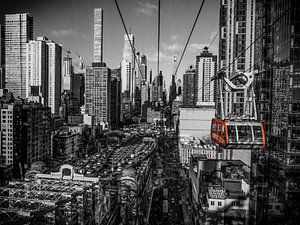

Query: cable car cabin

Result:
[211,118,266,150]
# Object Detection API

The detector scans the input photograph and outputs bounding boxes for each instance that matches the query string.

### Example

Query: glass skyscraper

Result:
[5,13,33,98]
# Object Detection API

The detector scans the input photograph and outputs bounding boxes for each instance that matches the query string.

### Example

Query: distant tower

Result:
[173,55,178,80]
[5,13,33,98]
[196,46,217,103]
[121,33,135,101]
[62,55,72,91]
[93,8,103,63]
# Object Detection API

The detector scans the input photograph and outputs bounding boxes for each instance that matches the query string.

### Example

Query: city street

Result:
[148,135,191,225]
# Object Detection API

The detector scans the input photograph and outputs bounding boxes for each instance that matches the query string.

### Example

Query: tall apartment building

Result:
[254,0,300,223]
[196,47,217,103]
[26,36,49,105]
[183,65,197,107]
[0,24,4,89]
[219,0,255,116]
[5,13,33,98]
[94,8,103,63]
[47,40,62,114]
[0,100,51,177]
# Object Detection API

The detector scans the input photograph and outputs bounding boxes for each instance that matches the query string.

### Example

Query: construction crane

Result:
[210,70,266,150]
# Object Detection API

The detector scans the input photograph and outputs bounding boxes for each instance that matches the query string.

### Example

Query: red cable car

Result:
[211,118,266,149]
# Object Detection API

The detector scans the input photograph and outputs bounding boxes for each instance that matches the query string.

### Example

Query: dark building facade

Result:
[254,0,300,224]
[0,99,51,178]
[110,68,121,129]
[71,73,85,107]
[183,65,197,107]
[0,24,4,89]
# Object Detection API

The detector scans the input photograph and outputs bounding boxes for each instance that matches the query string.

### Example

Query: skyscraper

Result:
[93,8,103,63]
[121,33,135,100]
[26,36,49,105]
[196,47,217,103]
[47,40,62,114]
[5,13,33,98]
[219,0,255,116]
[85,8,111,128]
[183,65,197,107]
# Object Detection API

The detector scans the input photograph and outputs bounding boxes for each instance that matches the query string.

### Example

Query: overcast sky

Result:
[0,0,219,88]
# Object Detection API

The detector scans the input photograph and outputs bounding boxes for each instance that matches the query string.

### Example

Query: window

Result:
[218,201,222,206]
[211,201,215,206]
[237,125,252,142]
[227,125,237,142]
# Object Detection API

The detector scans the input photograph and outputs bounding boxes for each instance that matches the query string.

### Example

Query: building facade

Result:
[0,101,51,176]
[85,63,111,127]
[0,24,4,89]
[5,13,33,98]
[254,0,300,223]
[110,68,121,129]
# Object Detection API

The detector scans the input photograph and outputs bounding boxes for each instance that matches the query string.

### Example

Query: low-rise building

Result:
[179,136,217,166]
[189,156,250,225]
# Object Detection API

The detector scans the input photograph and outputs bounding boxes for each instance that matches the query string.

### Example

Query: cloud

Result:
[162,42,183,52]
[49,28,88,41]
[147,51,173,63]
[170,34,179,42]
[188,43,209,53]
[135,1,158,17]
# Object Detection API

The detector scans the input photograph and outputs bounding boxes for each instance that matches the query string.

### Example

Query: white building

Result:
[178,106,215,139]
[47,41,62,114]
[219,0,255,116]
[0,105,14,165]
[26,36,49,105]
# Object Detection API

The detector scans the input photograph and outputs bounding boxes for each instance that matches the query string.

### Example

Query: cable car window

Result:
[237,126,252,142]
[222,125,226,141]
[253,125,263,141]
[227,125,237,142]
[218,124,222,136]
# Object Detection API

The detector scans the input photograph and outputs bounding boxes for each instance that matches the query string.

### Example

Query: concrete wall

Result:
[179,107,215,139]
